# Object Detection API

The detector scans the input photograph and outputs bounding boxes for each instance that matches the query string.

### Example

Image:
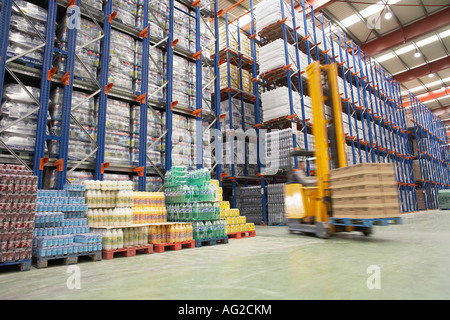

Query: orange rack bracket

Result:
[101,163,110,175]
[47,67,57,81]
[133,166,145,177]
[54,159,64,172]
[39,157,49,171]
[60,72,71,86]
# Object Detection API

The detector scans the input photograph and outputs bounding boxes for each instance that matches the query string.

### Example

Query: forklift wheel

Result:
[362,228,373,236]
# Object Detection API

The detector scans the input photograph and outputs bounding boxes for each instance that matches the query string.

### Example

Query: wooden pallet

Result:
[102,244,153,260]
[34,251,102,269]
[153,240,195,253]
[0,259,32,272]
[227,230,256,239]
[328,217,402,228]
[195,236,229,248]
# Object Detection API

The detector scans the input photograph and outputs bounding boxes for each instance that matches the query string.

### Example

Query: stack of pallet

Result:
[330,163,401,219]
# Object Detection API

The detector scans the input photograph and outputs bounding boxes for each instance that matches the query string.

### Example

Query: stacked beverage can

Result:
[267,183,286,225]
[237,186,264,225]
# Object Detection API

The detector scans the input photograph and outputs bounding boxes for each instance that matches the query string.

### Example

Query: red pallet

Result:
[102,244,153,260]
[227,230,256,239]
[153,240,196,253]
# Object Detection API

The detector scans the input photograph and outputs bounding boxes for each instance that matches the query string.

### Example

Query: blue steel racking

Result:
[215,0,449,224]
[0,0,219,192]
[0,0,447,211]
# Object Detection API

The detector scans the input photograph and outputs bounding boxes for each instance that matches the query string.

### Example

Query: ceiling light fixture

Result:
[385,8,392,20]
[414,50,421,58]
[429,74,435,78]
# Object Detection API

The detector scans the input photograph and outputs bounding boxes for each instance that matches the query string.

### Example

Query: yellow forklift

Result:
[284,61,372,238]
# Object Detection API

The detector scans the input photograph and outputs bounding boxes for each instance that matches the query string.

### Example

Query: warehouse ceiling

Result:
[216,0,450,129]
[319,0,450,129]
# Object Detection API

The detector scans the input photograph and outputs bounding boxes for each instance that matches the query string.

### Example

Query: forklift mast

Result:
[305,61,348,222]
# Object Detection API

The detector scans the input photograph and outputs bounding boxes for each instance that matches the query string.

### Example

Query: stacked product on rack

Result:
[44,170,94,189]
[258,38,303,76]
[173,2,191,52]
[6,0,47,66]
[255,0,304,35]
[109,29,137,92]
[130,106,164,168]
[222,135,246,177]
[199,121,212,169]
[260,86,301,122]
[220,98,243,131]
[265,128,294,172]
[164,167,227,242]
[171,114,195,168]
[172,55,192,109]
[134,43,166,101]
[0,84,44,153]
[219,63,237,91]
[55,15,101,84]
[219,201,255,235]
[95,98,132,165]
[33,184,102,260]
[132,176,164,192]
[267,183,286,225]
[48,89,96,161]
[112,0,137,28]
[237,186,263,224]
[135,0,168,39]
[0,165,37,265]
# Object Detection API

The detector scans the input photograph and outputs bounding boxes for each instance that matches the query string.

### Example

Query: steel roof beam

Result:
[361,7,450,56]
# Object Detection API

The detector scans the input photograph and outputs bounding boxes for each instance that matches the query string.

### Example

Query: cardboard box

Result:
[384,205,401,218]
[333,207,358,218]
[357,207,385,218]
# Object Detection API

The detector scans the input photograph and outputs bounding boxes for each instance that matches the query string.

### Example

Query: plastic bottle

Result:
[187,223,193,241]
[117,229,124,249]
[142,226,148,245]
[132,228,138,247]
[92,209,98,227]
[192,203,199,221]
[122,228,128,247]
[198,221,205,240]
[139,227,145,245]
[110,229,118,250]
[86,209,93,226]
[204,221,212,239]
[167,224,174,243]
[104,230,112,250]
[192,222,199,240]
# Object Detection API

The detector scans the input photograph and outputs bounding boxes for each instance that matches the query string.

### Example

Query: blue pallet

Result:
[328,217,402,228]
[195,236,229,248]
[0,259,32,272]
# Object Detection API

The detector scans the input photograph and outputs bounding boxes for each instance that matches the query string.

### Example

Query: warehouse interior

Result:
[0,0,449,302]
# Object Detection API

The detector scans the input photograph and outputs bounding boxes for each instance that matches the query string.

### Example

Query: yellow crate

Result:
[230,208,240,217]
[245,223,255,231]
[210,179,220,187]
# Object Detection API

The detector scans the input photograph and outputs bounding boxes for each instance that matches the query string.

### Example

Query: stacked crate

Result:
[330,163,401,219]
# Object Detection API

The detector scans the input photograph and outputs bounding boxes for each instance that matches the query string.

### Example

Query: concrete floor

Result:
[1,210,450,300]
